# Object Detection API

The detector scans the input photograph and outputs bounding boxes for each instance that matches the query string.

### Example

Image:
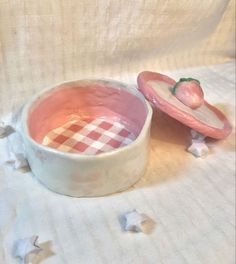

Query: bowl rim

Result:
[21,78,153,160]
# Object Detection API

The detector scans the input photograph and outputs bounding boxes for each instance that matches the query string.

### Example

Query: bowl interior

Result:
[28,80,148,155]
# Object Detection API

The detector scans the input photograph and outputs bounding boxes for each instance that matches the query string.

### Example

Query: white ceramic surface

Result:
[20,80,152,197]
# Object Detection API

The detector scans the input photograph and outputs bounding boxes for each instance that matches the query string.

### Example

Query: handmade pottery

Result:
[138,71,232,139]
[18,72,232,197]
[20,79,152,197]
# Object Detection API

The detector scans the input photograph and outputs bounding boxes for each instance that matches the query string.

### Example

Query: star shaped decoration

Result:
[122,210,155,233]
[188,129,209,157]
[14,153,30,170]
[188,140,209,157]
[14,235,42,264]
[190,129,205,141]
[6,153,30,172]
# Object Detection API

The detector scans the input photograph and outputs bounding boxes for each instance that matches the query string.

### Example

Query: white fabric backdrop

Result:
[0,0,235,115]
[0,1,235,263]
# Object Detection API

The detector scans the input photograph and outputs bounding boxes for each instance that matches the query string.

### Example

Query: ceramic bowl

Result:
[21,79,152,197]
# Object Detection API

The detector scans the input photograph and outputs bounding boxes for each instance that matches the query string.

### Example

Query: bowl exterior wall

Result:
[21,79,152,197]
[23,124,151,197]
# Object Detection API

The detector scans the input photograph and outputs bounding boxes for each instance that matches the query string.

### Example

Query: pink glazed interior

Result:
[28,81,148,155]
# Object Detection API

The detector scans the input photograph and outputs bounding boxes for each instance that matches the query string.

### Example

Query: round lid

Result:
[137,71,232,139]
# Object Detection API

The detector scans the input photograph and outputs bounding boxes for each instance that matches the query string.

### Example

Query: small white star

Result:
[14,236,42,264]
[188,130,209,157]
[6,153,30,171]
[14,153,29,170]
[190,129,205,141]
[123,210,155,233]
[188,140,209,157]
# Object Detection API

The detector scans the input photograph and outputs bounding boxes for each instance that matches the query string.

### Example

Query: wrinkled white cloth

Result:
[0,1,235,262]
[0,0,234,116]
[0,63,235,264]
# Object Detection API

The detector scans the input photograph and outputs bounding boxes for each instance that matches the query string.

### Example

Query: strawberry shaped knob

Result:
[172,78,204,109]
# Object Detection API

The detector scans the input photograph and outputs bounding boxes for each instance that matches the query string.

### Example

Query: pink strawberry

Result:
[172,78,204,109]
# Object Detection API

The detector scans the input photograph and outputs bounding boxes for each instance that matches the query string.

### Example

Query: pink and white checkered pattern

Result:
[42,118,136,155]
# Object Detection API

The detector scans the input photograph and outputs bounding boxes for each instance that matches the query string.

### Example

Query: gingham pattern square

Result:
[42,118,136,155]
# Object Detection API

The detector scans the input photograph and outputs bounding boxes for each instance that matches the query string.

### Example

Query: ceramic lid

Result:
[137,71,232,139]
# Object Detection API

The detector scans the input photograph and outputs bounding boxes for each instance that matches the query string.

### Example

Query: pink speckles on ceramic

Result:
[21,79,152,197]
[138,71,232,139]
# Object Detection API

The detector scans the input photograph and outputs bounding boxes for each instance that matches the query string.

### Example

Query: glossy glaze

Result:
[21,79,152,197]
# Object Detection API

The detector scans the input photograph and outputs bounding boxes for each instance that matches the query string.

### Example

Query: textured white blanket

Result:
[0,62,235,264]
[0,0,235,263]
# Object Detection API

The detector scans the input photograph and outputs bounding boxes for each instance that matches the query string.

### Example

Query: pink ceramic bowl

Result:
[21,79,152,197]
